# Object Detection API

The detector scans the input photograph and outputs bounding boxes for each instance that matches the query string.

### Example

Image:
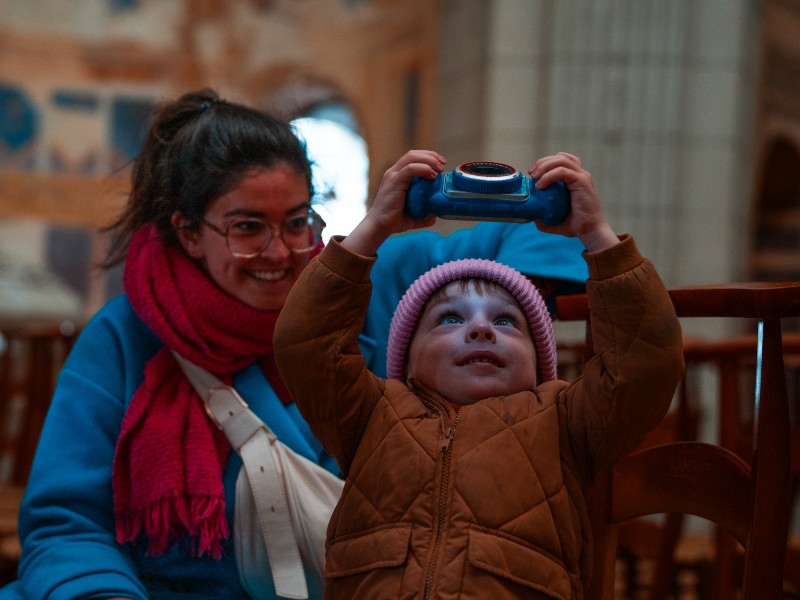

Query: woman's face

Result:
[173,164,313,311]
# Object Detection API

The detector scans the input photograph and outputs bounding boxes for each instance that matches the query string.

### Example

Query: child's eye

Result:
[494,316,518,328]
[438,313,463,325]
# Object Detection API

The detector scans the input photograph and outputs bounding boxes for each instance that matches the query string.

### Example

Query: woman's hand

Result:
[343,150,446,256]
[528,152,619,252]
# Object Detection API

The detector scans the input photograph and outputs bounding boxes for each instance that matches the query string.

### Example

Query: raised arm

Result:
[342,149,445,256]
[530,154,685,477]
[528,152,619,252]
[275,150,445,472]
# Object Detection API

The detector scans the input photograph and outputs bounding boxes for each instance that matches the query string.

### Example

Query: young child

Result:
[274,150,685,598]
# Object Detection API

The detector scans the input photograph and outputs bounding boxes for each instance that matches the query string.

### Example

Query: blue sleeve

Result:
[15,296,158,600]
[360,221,588,377]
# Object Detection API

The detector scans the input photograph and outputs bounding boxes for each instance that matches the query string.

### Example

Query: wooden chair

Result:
[685,332,800,598]
[556,336,703,598]
[556,281,800,600]
[0,319,79,583]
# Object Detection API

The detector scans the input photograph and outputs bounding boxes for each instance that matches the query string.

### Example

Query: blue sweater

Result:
[2,221,587,600]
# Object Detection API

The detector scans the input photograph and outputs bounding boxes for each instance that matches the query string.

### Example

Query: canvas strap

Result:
[173,352,308,600]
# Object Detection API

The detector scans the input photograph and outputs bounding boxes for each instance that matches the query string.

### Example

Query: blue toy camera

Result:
[405,161,570,226]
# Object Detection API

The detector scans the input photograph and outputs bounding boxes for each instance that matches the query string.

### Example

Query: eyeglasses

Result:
[201,210,325,258]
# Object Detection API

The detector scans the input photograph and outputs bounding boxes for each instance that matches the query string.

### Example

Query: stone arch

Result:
[246,66,362,125]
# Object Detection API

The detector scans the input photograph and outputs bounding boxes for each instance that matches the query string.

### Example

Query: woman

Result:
[2,88,588,600]
[6,89,335,600]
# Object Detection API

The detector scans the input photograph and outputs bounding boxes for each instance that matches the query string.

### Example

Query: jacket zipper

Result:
[421,395,459,600]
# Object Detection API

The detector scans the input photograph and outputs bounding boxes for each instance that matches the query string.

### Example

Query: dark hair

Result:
[101,88,314,267]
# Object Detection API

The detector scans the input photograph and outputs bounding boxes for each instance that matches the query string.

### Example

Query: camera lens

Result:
[460,162,517,177]
[453,161,523,194]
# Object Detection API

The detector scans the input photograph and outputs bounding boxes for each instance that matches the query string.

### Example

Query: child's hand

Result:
[528,152,619,252]
[343,150,446,256]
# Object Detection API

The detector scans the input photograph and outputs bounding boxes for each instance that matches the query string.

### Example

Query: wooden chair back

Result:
[556,281,800,600]
[0,319,79,584]
[557,335,702,598]
[682,332,800,597]
[0,320,79,486]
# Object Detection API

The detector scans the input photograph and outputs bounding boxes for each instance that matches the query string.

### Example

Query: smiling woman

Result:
[5,88,340,600]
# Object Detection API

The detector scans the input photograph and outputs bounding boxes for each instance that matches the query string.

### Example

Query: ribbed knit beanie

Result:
[386,258,557,383]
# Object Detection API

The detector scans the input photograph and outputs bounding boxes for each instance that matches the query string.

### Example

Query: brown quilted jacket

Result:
[274,234,684,599]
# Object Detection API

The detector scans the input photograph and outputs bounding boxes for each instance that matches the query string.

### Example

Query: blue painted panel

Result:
[51,90,100,111]
[0,83,39,152]
[109,0,139,12]
[109,96,154,161]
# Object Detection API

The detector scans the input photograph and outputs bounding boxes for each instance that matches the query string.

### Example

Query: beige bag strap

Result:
[172,352,309,600]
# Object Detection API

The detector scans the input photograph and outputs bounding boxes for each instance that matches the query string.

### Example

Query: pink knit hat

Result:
[386,258,557,383]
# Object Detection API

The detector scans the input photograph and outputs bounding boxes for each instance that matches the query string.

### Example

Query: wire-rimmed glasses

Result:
[201,210,325,258]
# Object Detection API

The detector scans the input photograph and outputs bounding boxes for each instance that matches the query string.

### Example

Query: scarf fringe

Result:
[117,493,227,559]
[189,494,229,560]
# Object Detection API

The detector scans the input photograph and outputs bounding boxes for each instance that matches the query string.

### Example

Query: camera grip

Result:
[531,181,571,226]
[405,175,440,220]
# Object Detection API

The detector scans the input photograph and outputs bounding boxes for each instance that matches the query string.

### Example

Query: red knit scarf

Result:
[113,224,281,559]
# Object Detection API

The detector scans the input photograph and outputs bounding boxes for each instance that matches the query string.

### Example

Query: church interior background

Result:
[2,0,798,325]
[1,0,799,594]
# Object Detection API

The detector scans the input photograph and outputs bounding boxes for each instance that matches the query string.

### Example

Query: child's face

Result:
[406,280,538,405]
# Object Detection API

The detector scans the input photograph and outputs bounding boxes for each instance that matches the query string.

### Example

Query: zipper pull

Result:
[441,426,454,452]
